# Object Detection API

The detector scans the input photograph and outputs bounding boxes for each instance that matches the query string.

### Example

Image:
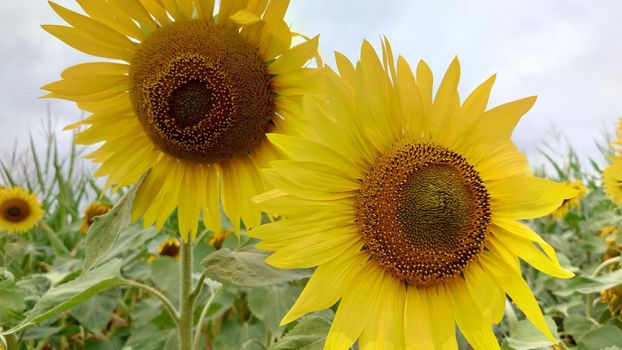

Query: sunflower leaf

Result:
[554,269,622,297]
[201,246,311,288]
[268,315,332,350]
[1,259,124,335]
[83,176,145,272]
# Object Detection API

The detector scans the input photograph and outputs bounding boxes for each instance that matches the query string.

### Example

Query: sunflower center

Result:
[160,242,181,258]
[1,199,31,223]
[129,20,273,163]
[356,142,491,287]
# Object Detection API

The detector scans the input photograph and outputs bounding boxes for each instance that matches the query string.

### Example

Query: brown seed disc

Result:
[0,198,31,223]
[356,142,491,287]
[159,241,181,258]
[129,20,274,162]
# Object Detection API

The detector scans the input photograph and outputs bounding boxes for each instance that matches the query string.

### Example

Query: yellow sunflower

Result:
[550,180,587,218]
[158,238,182,259]
[603,156,622,205]
[0,187,45,234]
[43,0,319,241]
[80,201,113,233]
[250,39,578,349]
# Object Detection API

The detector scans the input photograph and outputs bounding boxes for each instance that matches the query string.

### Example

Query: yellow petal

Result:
[481,253,557,342]
[267,134,362,178]
[281,250,369,325]
[203,164,222,232]
[230,9,261,25]
[177,0,195,19]
[464,263,506,324]
[77,0,147,40]
[416,60,433,118]
[493,218,560,264]
[359,274,406,350]
[42,24,133,60]
[42,76,128,96]
[258,19,291,60]
[488,176,579,219]
[262,0,289,24]
[161,0,180,20]
[324,262,385,350]
[334,51,356,86]
[195,0,215,21]
[446,280,500,350]
[138,0,171,26]
[265,229,363,269]
[108,0,158,32]
[490,231,573,278]
[268,35,319,75]
[466,96,537,147]
[49,1,137,53]
[61,62,129,78]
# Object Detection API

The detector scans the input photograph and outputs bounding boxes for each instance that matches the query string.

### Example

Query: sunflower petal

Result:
[281,250,368,325]
[488,176,579,219]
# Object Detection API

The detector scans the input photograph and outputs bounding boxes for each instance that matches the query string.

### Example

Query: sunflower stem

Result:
[123,279,180,327]
[179,236,194,350]
[40,221,70,256]
[192,285,221,350]
[504,299,519,335]
[585,256,621,318]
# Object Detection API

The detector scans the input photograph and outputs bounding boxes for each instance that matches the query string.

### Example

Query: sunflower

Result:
[603,156,622,206]
[550,180,587,218]
[0,187,45,234]
[250,39,578,349]
[80,201,113,233]
[208,228,234,249]
[43,0,319,242]
[158,238,182,259]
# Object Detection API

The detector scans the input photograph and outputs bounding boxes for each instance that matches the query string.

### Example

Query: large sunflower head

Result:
[250,39,578,349]
[43,0,320,241]
[0,187,45,234]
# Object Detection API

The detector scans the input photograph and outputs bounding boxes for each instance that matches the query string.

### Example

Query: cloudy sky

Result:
[1,0,621,166]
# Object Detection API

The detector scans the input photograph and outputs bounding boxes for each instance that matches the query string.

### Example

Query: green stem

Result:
[192,287,221,350]
[190,270,208,302]
[585,256,621,318]
[180,237,193,350]
[123,280,180,327]
[40,222,70,256]
[504,298,519,335]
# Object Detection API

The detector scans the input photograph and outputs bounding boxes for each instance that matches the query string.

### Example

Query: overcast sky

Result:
[1,0,621,167]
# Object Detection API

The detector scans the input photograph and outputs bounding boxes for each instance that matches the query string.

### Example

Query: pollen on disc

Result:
[356,142,491,287]
[129,20,274,163]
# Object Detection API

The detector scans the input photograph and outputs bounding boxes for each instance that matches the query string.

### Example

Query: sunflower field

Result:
[1,0,622,349]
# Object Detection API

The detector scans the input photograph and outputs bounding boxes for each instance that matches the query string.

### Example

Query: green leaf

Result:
[248,284,301,336]
[576,326,622,350]
[2,259,125,335]
[150,257,180,305]
[0,280,26,326]
[99,225,157,263]
[70,290,120,332]
[555,269,622,297]
[505,317,559,350]
[213,319,265,350]
[562,314,597,343]
[84,178,144,271]
[202,246,310,288]
[268,316,331,350]
[125,324,178,350]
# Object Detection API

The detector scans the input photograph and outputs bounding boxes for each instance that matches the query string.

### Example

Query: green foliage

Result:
[1,122,622,350]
